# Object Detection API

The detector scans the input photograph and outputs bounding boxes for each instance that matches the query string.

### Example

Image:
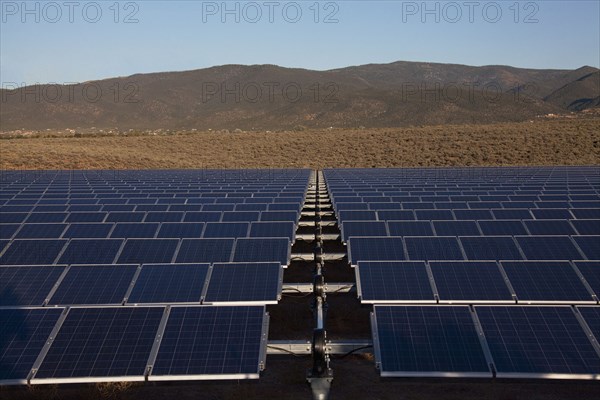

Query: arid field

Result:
[1,119,599,170]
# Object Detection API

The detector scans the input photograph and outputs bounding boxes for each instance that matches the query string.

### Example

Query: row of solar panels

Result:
[0,238,291,266]
[1,221,296,241]
[371,305,600,379]
[0,305,268,385]
[356,260,599,304]
[341,220,600,241]
[0,262,283,306]
[347,235,599,263]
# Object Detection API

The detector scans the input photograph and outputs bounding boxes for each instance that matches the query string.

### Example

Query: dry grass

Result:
[1,119,599,170]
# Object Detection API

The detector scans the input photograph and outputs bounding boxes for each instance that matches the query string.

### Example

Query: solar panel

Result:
[341,221,388,242]
[386,221,433,236]
[571,220,600,235]
[62,223,113,239]
[203,222,249,239]
[577,307,600,343]
[478,220,528,236]
[515,236,583,260]
[524,220,576,235]
[0,213,28,224]
[571,208,600,219]
[415,210,454,221]
[156,223,204,238]
[183,211,223,223]
[248,222,295,242]
[233,238,290,265]
[492,209,532,220]
[0,224,19,240]
[175,239,234,263]
[105,212,145,223]
[405,237,464,261]
[259,211,298,222]
[15,224,67,239]
[501,261,594,303]
[127,263,210,304]
[376,210,415,221]
[433,221,480,236]
[65,212,107,223]
[475,306,600,378]
[25,213,68,223]
[150,306,266,380]
[429,261,513,303]
[117,239,179,264]
[0,308,64,383]
[460,236,522,260]
[0,266,66,306]
[573,262,600,299]
[337,210,378,222]
[531,209,573,220]
[204,262,282,304]
[222,211,261,222]
[356,261,433,303]
[347,237,405,265]
[372,306,490,377]
[0,240,67,265]
[58,239,123,265]
[573,236,600,260]
[110,223,159,238]
[33,307,164,382]
[144,212,184,223]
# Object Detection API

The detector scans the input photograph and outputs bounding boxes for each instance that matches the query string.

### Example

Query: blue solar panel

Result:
[356,261,433,303]
[183,211,223,223]
[341,221,388,241]
[25,213,67,223]
[0,308,63,383]
[62,223,113,239]
[376,210,415,221]
[65,212,106,223]
[259,211,298,222]
[233,238,290,265]
[204,262,281,304]
[48,264,137,305]
[515,236,583,260]
[372,306,490,377]
[222,211,261,222]
[0,240,67,265]
[387,221,433,236]
[105,212,145,222]
[117,239,179,264]
[571,220,600,235]
[429,261,513,302]
[338,210,378,222]
[405,237,464,261]
[501,261,594,302]
[415,210,454,221]
[110,223,159,238]
[524,220,576,235]
[0,213,28,223]
[0,266,66,306]
[478,220,528,236]
[58,239,123,265]
[15,224,67,239]
[144,212,184,223]
[34,307,163,381]
[151,306,265,379]
[156,223,204,238]
[492,209,533,220]
[573,262,600,299]
[0,224,19,240]
[433,221,480,236]
[249,222,295,241]
[571,209,600,219]
[203,222,249,238]
[460,236,522,260]
[127,263,210,304]
[347,237,405,265]
[475,306,600,377]
[577,307,600,343]
[175,239,234,263]
[531,209,573,220]
[573,236,600,260]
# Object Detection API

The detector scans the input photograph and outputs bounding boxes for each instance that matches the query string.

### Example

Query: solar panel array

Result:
[0,170,308,384]
[326,167,600,379]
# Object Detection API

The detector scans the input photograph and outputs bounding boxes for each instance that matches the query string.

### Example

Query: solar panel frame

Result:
[572,262,600,301]
[515,236,584,260]
[0,265,68,306]
[459,236,524,261]
[232,237,291,266]
[175,238,235,263]
[117,239,179,264]
[347,236,406,266]
[405,237,465,261]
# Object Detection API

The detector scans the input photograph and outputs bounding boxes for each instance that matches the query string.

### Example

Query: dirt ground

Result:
[1,119,599,170]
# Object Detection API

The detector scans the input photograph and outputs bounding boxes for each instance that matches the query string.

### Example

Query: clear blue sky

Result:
[1,0,599,84]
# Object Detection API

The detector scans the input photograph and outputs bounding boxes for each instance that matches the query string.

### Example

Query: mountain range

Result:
[1,61,598,131]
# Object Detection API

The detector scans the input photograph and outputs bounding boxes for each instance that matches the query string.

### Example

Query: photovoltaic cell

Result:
[175,239,234,263]
[516,236,583,260]
[0,266,66,306]
[62,223,113,239]
[405,237,464,261]
[475,306,600,377]
[577,307,600,343]
[203,222,249,238]
[572,236,600,260]
[478,220,528,236]
[501,261,594,302]
[433,221,480,236]
[48,264,138,305]
[356,261,433,303]
[0,240,67,265]
[376,210,415,221]
[531,209,573,220]
[347,237,405,265]
[524,220,576,235]
[571,220,600,235]
[233,238,290,265]
[110,223,159,238]
[249,222,295,241]
[151,306,265,378]
[0,224,19,240]
[15,224,67,239]
[492,209,532,220]
[204,262,281,304]
[460,236,522,261]
[127,263,210,304]
[34,307,164,380]
[156,223,204,238]
[573,262,600,299]
[341,221,387,241]
[373,306,490,376]
[57,239,123,265]
[117,239,179,264]
[429,261,513,302]
[0,308,63,382]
